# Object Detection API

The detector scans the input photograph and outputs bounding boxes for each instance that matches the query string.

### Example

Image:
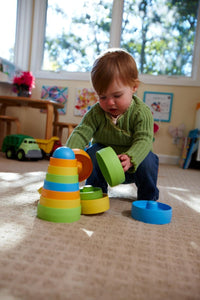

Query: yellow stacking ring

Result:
[50,157,77,167]
[48,165,78,176]
[81,194,110,215]
[41,188,80,200]
[40,196,80,208]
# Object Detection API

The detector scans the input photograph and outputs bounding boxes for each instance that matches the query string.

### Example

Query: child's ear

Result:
[132,79,139,93]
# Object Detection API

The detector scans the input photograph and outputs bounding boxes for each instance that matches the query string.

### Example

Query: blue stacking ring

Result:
[131,200,172,225]
[43,180,79,192]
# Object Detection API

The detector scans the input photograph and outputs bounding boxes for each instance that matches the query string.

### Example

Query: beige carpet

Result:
[0,152,200,300]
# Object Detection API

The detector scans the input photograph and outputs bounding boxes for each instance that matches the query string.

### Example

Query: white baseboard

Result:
[158,154,179,165]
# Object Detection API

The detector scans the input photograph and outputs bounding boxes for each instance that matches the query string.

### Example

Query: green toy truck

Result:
[2,134,43,161]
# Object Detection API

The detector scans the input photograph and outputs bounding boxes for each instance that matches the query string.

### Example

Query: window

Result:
[121,0,199,78]
[0,0,17,63]
[9,0,200,85]
[43,0,113,72]
[0,0,33,73]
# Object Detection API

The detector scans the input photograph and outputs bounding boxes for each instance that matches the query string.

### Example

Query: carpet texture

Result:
[0,152,200,300]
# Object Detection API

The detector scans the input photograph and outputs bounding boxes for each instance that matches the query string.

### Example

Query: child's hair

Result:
[91,48,139,95]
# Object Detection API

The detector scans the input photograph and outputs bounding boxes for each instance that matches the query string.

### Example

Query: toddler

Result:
[66,48,159,200]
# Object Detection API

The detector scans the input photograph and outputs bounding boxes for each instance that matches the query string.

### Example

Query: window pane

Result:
[0,0,17,62]
[43,0,113,72]
[121,0,199,77]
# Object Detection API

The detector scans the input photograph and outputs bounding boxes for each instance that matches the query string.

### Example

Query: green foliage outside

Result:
[43,0,199,76]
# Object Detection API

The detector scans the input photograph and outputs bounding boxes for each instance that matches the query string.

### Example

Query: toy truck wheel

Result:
[17,149,25,161]
[6,148,15,159]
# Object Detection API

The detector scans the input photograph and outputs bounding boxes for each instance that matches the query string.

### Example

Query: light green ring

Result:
[37,203,81,223]
[96,147,125,187]
[80,187,103,200]
[46,173,79,184]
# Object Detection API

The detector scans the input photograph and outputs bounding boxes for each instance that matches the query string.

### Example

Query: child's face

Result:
[98,79,137,117]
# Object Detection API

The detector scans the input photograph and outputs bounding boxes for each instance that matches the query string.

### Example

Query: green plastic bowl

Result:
[96,147,125,187]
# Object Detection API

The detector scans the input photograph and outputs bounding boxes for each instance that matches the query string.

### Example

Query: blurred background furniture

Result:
[0,115,21,149]
[53,122,78,140]
[0,95,64,141]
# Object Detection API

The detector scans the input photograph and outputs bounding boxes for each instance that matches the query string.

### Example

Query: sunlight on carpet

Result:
[0,223,27,250]
[0,157,200,300]
[168,191,200,213]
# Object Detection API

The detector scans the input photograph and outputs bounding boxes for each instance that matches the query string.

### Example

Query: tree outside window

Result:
[43,0,112,72]
[42,0,199,77]
[121,0,199,77]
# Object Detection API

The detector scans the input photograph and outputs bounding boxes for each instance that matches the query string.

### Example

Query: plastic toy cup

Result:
[81,194,110,215]
[131,200,172,225]
[96,147,125,187]
[80,186,103,200]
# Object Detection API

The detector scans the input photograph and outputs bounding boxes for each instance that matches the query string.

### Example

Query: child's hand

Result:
[118,154,133,172]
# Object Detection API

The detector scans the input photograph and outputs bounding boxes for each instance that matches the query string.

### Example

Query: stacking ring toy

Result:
[48,165,78,176]
[81,194,110,215]
[37,203,81,223]
[41,189,80,200]
[43,180,79,192]
[39,196,80,209]
[73,149,93,182]
[46,173,78,184]
[37,147,94,223]
[80,186,103,200]
[131,200,172,225]
[50,157,77,167]
[96,147,125,186]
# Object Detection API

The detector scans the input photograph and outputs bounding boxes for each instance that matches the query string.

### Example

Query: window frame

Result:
[17,0,200,86]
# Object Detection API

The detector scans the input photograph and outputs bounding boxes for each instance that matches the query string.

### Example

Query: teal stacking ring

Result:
[43,180,79,192]
[37,203,81,223]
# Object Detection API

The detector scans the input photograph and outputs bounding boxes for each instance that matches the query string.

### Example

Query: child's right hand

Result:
[118,154,133,172]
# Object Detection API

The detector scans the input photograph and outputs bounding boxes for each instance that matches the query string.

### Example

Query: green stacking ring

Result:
[96,147,125,187]
[37,203,81,223]
[80,186,103,200]
[46,173,79,184]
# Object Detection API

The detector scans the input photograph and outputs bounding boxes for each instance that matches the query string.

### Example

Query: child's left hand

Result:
[118,154,133,172]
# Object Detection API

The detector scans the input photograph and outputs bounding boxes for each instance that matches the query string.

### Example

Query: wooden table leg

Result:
[0,104,7,148]
[45,103,54,139]
[53,109,59,136]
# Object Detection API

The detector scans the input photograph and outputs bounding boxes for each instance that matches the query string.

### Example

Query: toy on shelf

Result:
[131,200,172,225]
[37,146,94,223]
[36,136,62,158]
[2,134,42,161]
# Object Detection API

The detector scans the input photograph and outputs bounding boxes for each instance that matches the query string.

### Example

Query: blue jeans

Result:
[86,143,159,201]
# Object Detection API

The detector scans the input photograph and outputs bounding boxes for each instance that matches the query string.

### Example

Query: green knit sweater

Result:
[66,95,154,172]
